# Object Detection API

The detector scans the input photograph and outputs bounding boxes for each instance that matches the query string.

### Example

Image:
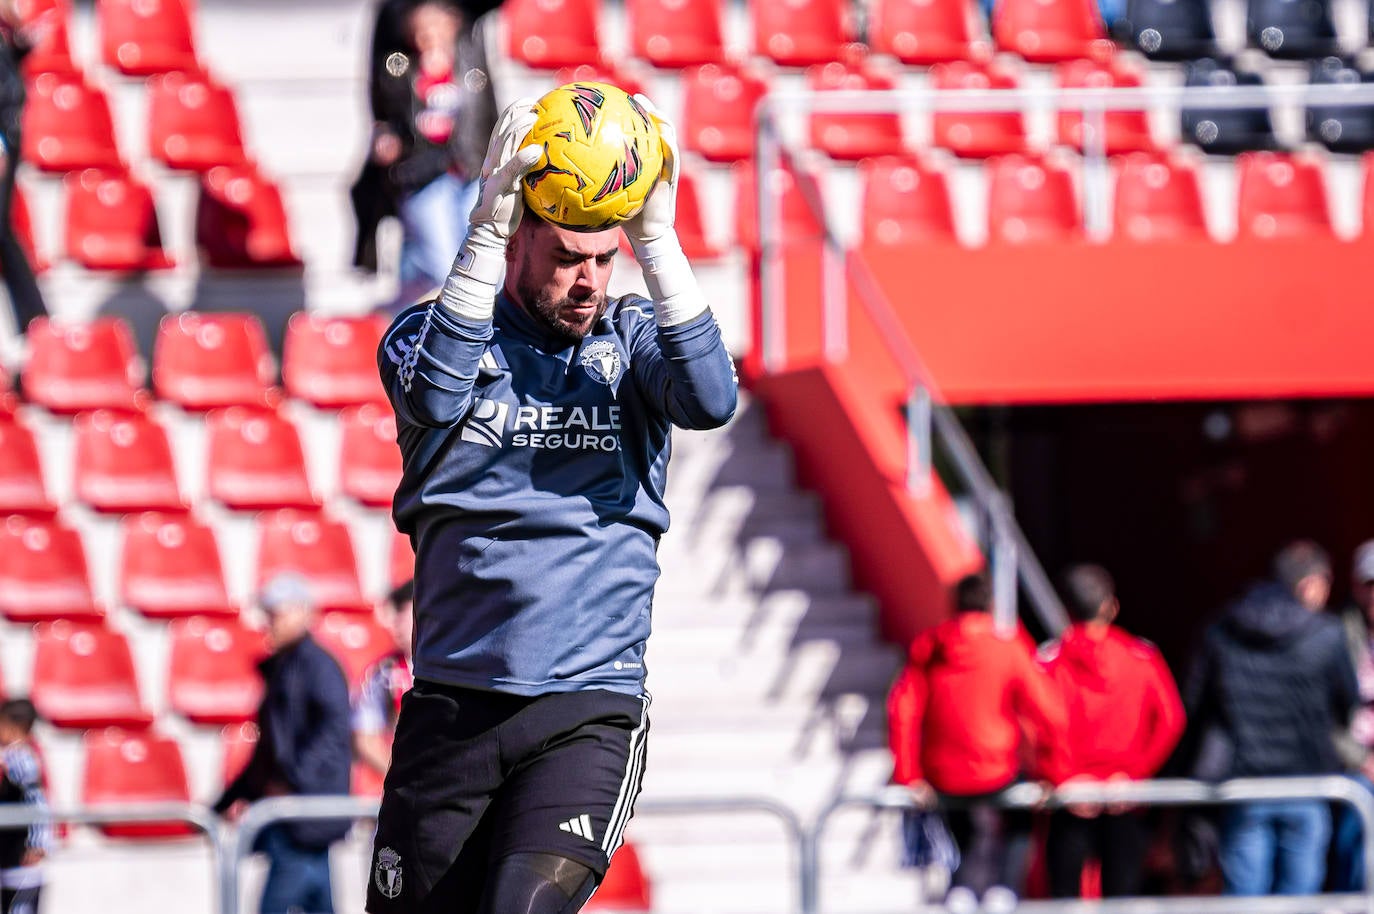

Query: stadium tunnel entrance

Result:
[974,398,1374,672]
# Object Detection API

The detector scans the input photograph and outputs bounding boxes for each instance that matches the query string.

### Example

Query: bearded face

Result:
[506,214,620,346]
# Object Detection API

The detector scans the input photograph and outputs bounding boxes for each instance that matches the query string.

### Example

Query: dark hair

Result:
[1061,564,1116,622]
[954,573,991,612]
[387,579,414,610]
[0,699,38,733]
[1273,540,1331,594]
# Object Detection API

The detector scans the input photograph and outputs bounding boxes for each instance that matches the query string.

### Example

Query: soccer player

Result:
[368,97,738,914]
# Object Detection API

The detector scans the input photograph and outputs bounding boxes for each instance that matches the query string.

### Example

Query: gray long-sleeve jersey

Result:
[380,291,737,697]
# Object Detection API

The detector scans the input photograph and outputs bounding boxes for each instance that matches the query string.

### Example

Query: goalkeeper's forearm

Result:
[439,225,506,323]
[631,229,708,328]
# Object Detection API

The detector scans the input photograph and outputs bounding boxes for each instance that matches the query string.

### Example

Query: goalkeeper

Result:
[368,96,737,914]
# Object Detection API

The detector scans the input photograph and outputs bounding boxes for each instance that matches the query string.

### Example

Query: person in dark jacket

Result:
[216,573,353,914]
[1185,540,1359,897]
[0,0,48,333]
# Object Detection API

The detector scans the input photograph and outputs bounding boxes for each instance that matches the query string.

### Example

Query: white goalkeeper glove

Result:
[624,95,707,327]
[440,98,543,322]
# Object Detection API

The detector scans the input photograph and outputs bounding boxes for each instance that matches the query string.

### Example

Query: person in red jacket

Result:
[1038,564,1186,898]
[888,572,1070,913]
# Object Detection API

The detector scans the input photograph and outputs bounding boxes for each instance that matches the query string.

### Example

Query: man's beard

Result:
[515,276,607,345]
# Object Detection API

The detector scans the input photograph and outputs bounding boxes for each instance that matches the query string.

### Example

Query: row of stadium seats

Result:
[15,312,386,413]
[18,0,198,79]
[501,0,1374,71]
[0,509,413,622]
[847,148,1373,243]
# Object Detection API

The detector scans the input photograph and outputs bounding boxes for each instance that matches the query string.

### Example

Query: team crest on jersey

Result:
[374,847,403,899]
[579,340,622,386]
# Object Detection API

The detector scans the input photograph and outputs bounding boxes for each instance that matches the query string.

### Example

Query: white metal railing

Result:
[752,82,1374,637]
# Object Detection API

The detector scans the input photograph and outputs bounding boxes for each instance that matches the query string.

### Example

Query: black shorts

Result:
[365,680,650,914]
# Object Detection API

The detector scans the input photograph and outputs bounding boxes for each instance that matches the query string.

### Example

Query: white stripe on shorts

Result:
[602,694,650,855]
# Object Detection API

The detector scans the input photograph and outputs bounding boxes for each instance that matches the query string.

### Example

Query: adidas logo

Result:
[558,813,596,842]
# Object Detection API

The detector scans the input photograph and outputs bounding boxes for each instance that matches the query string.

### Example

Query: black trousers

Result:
[1046,809,1148,898]
[945,799,1034,895]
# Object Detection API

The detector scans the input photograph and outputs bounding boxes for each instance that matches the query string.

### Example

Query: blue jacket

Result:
[380,292,737,696]
[215,634,353,848]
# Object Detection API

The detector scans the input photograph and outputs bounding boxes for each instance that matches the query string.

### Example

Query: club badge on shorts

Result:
[374,846,404,899]
[580,340,622,386]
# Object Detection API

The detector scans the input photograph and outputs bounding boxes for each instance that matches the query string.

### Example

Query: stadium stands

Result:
[151,311,276,411]
[986,152,1084,243]
[1112,150,1211,241]
[98,0,199,76]
[81,727,194,837]
[806,57,907,161]
[0,517,103,622]
[62,167,176,272]
[868,0,986,65]
[281,312,388,409]
[1055,55,1155,154]
[254,508,368,612]
[146,69,248,172]
[71,408,184,514]
[1235,150,1335,239]
[337,403,402,508]
[31,621,149,728]
[195,162,302,268]
[502,0,603,69]
[991,0,1111,61]
[22,70,123,172]
[626,0,725,68]
[859,152,959,244]
[0,410,55,516]
[118,511,237,619]
[166,616,265,725]
[750,0,853,67]
[929,58,1029,158]
[21,317,146,414]
[680,60,771,163]
[204,406,316,511]
[16,0,76,76]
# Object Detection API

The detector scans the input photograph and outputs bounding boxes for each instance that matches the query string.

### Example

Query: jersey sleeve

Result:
[378,301,493,428]
[624,301,738,430]
[352,667,391,735]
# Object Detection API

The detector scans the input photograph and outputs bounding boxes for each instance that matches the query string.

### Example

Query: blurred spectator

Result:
[1039,564,1185,898]
[350,0,417,274]
[215,574,352,914]
[0,0,47,333]
[351,579,414,780]
[888,572,1070,914]
[1330,539,1374,891]
[0,699,49,914]
[371,0,497,310]
[1184,540,1358,897]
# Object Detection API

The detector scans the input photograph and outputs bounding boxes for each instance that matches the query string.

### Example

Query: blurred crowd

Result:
[888,539,1374,910]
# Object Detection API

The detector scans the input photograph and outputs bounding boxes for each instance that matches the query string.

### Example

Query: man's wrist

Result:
[631,230,708,327]
[439,226,506,323]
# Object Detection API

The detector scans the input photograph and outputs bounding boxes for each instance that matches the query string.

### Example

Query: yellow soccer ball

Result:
[520,82,664,232]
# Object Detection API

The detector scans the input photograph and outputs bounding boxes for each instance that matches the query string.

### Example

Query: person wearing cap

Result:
[1329,540,1374,891]
[215,572,353,914]
[1184,540,1359,898]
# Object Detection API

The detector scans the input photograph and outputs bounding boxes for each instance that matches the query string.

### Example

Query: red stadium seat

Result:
[22,317,145,413]
[82,727,193,837]
[281,312,389,409]
[586,841,652,910]
[750,0,852,67]
[627,0,724,67]
[986,152,1083,243]
[64,168,175,272]
[147,69,247,172]
[31,621,150,728]
[733,158,826,252]
[205,407,316,511]
[992,0,1111,61]
[389,528,414,590]
[807,58,906,161]
[98,0,198,75]
[675,165,723,260]
[196,162,302,269]
[16,0,76,75]
[552,63,649,100]
[353,758,385,798]
[22,71,122,172]
[338,404,402,509]
[72,409,183,514]
[930,59,1029,158]
[0,516,103,622]
[1364,152,1374,238]
[1113,150,1210,242]
[167,616,265,725]
[503,0,603,69]
[859,152,958,244]
[152,311,276,411]
[1056,57,1154,154]
[313,611,393,688]
[681,61,772,164]
[869,0,985,64]
[119,511,236,619]
[12,182,46,274]
[1236,150,1333,240]
[220,721,258,786]
[256,509,366,612]
[0,411,55,516]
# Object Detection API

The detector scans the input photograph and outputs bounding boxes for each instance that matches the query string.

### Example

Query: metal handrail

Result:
[222,794,807,914]
[807,777,1374,914]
